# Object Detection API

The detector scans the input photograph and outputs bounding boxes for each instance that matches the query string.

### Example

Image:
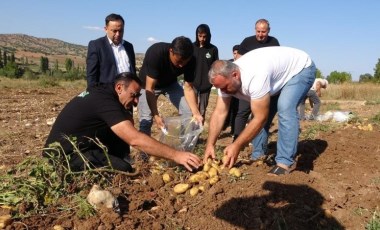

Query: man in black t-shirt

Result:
[138,36,203,138]
[233,19,280,142]
[43,72,202,172]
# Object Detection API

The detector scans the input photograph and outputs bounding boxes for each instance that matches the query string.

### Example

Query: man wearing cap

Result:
[298,78,329,120]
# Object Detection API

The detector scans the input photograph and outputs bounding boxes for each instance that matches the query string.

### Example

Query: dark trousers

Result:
[196,88,211,121]
[69,149,132,172]
[233,99,252,139]
[70,127,132,172]
[223,97,239,133]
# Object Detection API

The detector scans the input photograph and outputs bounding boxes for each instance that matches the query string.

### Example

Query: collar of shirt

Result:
[107,37,124,47]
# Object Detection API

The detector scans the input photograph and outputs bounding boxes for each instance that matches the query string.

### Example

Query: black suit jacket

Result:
[86,36,136,87]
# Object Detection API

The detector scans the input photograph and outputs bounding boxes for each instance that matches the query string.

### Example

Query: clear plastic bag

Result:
[316,111,353,122]
[159,116,203,152]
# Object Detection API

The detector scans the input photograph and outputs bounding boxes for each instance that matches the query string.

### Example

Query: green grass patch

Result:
[300,123,339,140]
[370,177,380,185]
[0,76,86,89]
[370,113,380,124]
[322,102,341,112]
[365,100,380,105]
[366,209,380,230]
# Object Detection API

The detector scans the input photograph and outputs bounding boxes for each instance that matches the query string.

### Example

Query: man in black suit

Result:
[86,13,136,87]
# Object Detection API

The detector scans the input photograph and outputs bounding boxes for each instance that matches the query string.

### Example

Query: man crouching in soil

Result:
[43,72,201,172]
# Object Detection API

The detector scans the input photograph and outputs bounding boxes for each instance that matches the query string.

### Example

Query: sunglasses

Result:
[131,92,142,98]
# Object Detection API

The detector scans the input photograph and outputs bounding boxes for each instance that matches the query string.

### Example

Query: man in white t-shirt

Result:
[203,46,316,176]
[298,78,328,120]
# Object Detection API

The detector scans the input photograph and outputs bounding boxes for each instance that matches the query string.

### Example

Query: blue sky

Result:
[1,1,379,81]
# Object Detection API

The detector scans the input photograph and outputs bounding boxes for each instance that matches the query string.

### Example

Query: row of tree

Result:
[0,48,379,83]
[0,48,85,80]
[310,59,380,84]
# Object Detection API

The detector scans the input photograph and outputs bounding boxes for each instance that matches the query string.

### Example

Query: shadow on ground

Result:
[214,181,343,230]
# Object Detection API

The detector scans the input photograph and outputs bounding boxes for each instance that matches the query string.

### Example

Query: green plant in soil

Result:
[366,209,380,230]
[0,136,127,218]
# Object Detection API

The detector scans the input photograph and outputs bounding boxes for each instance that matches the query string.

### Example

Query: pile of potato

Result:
[162,158,242,196]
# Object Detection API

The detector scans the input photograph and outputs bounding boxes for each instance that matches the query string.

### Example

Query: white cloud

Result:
[147,37,160,44]
[83,26,103,31]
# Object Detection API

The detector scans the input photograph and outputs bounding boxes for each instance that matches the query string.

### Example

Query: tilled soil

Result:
[0,86,379,230]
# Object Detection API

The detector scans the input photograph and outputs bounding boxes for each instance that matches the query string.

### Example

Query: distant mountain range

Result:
[0,34,143,68]
[0,33,88,57]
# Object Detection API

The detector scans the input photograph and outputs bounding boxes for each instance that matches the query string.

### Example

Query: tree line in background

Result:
[302,59,380,84]
[0,48,85,81]
[0,47,379,84]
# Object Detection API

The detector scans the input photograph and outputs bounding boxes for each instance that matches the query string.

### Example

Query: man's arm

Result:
[315,81,322,97]
[86,40,99,86]
[234,94,270,147]
[183,81,203,123]
[222,93,270,168]
[124,41,136,74]
[203,96,231,161]
[111,120,201,171]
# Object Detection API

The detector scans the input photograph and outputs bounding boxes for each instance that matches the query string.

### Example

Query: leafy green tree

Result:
[0,49,3,68]
[359,73,373,83]
[374,58,380,82]
[65,58,73,72]
[10,53,15,63]
[23,68,37,80]
[316,68,323,79]
[1,61,20,78]
[327,71,352,84]
[54,59,59,71]
[40,56,49,73]
[3,50,7,66]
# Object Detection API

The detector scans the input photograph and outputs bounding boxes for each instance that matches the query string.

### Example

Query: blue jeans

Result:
[251,62,316,167]
[138,82,192,136]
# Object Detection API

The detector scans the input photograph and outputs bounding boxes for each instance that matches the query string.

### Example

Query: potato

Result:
[203,162,211,172]
[208,167,218,177]
[189,186,200,196]
[151,168,161,174]
[188,172,208,183]
[213,159,220,165]
[222,155,229,166]
[197,171,210,179]
[229,167,242,177]
[162,173,172,183]
[209,175,219,185]
[173,183,190,194]
[211,163,221,171]
[53,226,65,230]
[0,214,12,229]
[198,185,205,192]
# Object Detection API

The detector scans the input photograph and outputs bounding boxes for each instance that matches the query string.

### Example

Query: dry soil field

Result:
[0,83,379,229]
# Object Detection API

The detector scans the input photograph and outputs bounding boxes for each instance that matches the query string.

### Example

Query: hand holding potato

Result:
[222,144,240,168]
[203,145,216,164]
